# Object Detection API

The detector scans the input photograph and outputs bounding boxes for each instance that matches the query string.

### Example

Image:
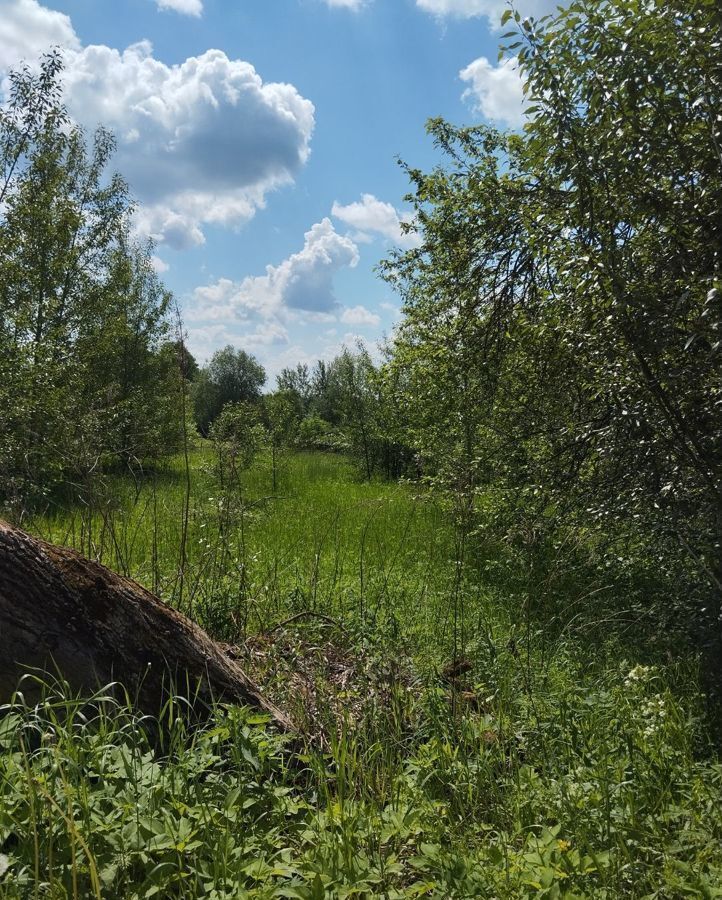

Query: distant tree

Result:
[334,349,379,480]
[262,390,301,491]
[276,363,312,412]
[192,346,266,435]
[308,359,344,425]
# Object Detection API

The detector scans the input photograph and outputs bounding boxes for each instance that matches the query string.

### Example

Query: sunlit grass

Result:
[4,449,721,897]
[24,449,462,663]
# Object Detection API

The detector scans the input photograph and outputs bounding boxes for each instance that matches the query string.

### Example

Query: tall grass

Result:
[23,450,459,659]
[2,448,721,897]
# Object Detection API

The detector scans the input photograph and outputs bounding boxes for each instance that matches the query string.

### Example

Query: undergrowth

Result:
[2,450,721,897]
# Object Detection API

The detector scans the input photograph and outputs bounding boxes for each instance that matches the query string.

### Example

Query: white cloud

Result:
[150,254,169,273]
[340,305,380,327]
[0,3,314,251]
[134,208,206,252]
[59,42,314,249]
[321,0,365,7]
[416,0,555,27]
[416,0,504,21]
[460,56,525,128]
[248,321,290,346]
[189,219,359,329]
[156,0,203,16]
[332,193,419,249]
[0,0,79,70]
[239,217,359,314]
[184,323,241,365]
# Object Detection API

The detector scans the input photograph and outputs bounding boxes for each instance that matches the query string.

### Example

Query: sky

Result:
[0,0,548,384]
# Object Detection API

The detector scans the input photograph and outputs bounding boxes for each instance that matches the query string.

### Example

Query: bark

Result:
[0,519,292,731]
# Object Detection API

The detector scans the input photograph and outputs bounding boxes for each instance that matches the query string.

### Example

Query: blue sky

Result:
[0,0,542,383]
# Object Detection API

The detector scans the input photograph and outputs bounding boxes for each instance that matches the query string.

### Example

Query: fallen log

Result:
[0,520,292,731]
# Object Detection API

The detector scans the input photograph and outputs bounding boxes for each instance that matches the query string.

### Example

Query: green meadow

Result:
[2,449,721,899]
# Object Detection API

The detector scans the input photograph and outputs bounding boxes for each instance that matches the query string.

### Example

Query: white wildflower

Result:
[624,664,651,686]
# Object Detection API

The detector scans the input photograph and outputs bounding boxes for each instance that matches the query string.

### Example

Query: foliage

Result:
[0,638,720,898]
[277,363,313,414]
[7,443,722,898]
[161,340,200,382]
[382,0,722,658]
[296,416,347,454]
[3,3,722,895]
[0,53,182,507]
[263,390,302,491]
[193,345,266,436]
[292,349,411,480]
[209,402,266,480]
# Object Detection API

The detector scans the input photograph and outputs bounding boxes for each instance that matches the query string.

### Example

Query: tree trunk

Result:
[0,520,292,731]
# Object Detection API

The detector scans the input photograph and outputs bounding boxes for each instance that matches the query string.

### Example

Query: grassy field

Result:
[22,450,457,659]
[2,449,721,898]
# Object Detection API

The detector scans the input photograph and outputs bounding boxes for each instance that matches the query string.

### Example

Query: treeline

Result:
[188,344,411,482]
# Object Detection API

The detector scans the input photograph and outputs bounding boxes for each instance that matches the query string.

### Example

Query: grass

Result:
[2,447,722,898]
[22,449,457,662]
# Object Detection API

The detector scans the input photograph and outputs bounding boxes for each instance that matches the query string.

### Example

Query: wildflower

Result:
[624,664,651,686]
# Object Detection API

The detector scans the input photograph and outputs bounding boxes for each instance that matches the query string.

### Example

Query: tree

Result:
[0,49,66,206]
[334,348,380,481]
[263,390,301,491]
[193,346,266,435]
[161,339,199,382]
[383,0,721,655]
[276,363,312,413]
[308,359,344,425]
[0,54,181,505]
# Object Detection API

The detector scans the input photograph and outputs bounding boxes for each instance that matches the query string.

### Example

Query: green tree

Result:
[161,340,199,382]
[193,346,266,435]
[0,54,181,504]
[262,390,301,492]
[334,348,380,480]
[276,363,312,413]
[383,0,722,653]
[308,359,344,425]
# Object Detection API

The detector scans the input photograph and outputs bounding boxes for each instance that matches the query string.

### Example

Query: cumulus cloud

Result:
[332,193,419,249]
[380,300,400,314]
[186,220,363,373]
[460,56,526,128]
[250,217,359,314]
[340,305,381,327]
[0,0,79,70]
[60,42,314,249]
[190,219,359,331]
[150,254,169,273]
[0,2,315,251]
[156,0,203,16]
